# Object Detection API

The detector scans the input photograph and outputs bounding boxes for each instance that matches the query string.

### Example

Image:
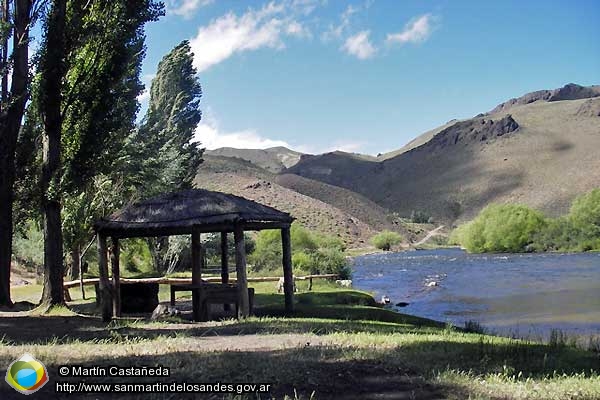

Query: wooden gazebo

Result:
[94,189,294,322]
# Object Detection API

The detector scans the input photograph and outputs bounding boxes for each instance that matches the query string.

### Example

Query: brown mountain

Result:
[195,154,433,247]
[205,146,304,173]
[286,84,600,222]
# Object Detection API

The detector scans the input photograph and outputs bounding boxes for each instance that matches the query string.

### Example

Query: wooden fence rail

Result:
[63,274,339,291]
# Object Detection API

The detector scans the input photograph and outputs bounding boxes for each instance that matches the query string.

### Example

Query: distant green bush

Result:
[12,220,44,268]
[371,230,403,251]
[292,251,312,271]
[569,188,600,238]
[120,238,153,274]
[410,210,432,223]
[202,232,256,264]
[452,189,600,253]
[451,204,546,253]
[250,222,350,279]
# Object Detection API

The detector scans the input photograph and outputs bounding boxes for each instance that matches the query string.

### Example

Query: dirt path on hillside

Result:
[413,225,445,247]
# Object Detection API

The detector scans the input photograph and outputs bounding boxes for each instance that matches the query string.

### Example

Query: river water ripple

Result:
[352,248,600,337]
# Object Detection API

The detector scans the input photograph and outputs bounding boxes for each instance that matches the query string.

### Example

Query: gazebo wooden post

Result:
[281,226,294,313]
[234,225,250,318]
[221,231,230,311]
[110,237,121,317]
[97,233,112,322]
[191,227,203,321]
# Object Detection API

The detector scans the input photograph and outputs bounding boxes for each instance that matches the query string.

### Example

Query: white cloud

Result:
[193,110,292,150]
[189,2,311,72]
[341,30,376,59]
[137,90,150,103]
[191,108,369,154]
[322,4,356,41]
[294,140,368,155]
[167,0,214,18]
[386,14,434,45]
[137,74,156,103]
[286,21,311,38]
[291,0,323,16]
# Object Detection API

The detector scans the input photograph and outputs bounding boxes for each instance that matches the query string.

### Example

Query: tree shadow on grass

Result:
[1,338,598,400]
[0,312,442,346]
[0,346,468,400]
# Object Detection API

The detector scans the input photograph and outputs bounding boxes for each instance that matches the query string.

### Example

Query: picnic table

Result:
[170,282,255,321]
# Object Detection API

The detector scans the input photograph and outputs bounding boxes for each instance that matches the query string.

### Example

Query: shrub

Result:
[371,230,403,251]
[530,190,600,252]
[292,251,312,272]
[311,247,351,279]
[120,238,153,274]
[12,220,44,268]
[451,189,600,253]
[452,204,546,253]
[410,210,432,223]
[250,222,350,278]
[531,217,586,252]
[202,232,255,264]
[569,189,600,237]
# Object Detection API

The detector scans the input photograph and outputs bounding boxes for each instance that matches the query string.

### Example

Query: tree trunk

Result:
[0,0,33,307]
[40,0,67,307]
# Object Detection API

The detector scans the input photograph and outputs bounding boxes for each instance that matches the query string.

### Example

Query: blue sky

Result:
[139,0,600,155]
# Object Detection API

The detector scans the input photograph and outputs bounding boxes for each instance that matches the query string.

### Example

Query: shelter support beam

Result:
[234,225,250,318]
[221,232,230,311]
[220,232,229,284]
[111,238,121,317]
[281,227,294,313]
[191,227,204,321]
[97,234,112,321]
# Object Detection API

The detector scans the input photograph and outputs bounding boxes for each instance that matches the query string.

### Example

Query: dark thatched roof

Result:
[94,189,294,238]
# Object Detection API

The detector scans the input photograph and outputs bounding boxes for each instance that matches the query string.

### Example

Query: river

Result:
[351,248,600,338]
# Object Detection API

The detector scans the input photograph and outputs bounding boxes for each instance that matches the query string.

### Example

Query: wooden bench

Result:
[170,283,254,320]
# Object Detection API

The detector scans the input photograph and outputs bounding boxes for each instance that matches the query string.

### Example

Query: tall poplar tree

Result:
[134,41,204,274]
[36,0,163,306]
[0,0,40,307]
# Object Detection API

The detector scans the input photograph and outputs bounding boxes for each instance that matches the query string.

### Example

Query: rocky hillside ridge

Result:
[417,115,520,152]
[194,171,378,247]
[489,83,600,114]
[199,84,599,236]
[206,146,304,173]
[285,95,600,222]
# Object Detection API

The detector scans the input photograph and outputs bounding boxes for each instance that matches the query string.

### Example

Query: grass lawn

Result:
[1,281,599,399]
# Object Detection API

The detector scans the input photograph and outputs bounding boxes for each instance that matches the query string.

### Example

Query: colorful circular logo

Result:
[5,354,49,395]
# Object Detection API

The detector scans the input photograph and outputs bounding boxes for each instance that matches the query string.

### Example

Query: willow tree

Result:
[134,40,204,274]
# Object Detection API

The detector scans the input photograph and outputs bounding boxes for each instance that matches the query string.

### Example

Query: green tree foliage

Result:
[569,189,600,237]
[0,0,43,306]
[202,233,255,265]
[17,1,164,283]
[60,1,163,279]
[251,223,350,279]
[371,230,403,251]
[60,1,164,190]
[451,204,546,253]
[453,190,600,253]
[132,40,204,274]
[530,217,586,252]
[532,189,600,252]
[410,210,432,224]
[135,40,204,195]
